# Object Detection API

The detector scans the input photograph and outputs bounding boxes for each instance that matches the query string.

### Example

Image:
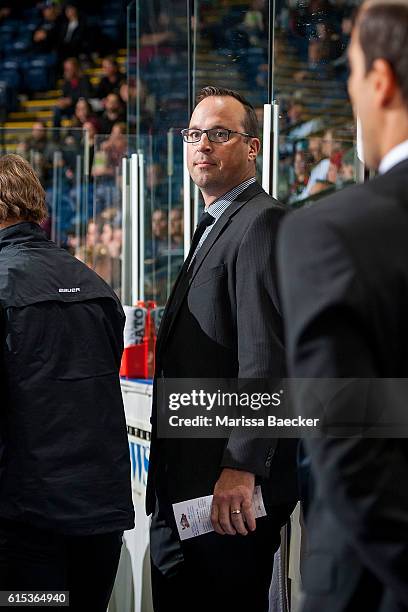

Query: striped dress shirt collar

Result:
[205,176,257,220]
[188,177,257,265]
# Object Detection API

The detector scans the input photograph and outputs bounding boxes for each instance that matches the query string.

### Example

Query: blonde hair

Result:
[0,154,47,224]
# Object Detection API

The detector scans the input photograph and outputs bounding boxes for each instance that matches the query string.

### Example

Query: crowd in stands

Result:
[0,0,360,302]
[192,0,357,205]
[0,1,125,108]
[0,1,130,291]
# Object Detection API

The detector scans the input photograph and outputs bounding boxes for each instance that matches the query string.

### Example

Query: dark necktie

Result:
[165,212,215,323]
[184,211,215,270]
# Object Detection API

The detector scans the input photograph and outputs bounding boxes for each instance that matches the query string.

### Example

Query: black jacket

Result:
[0,222,134,535]
[146,182,299,516]
[278,160,408,611]
[62,76,94,109]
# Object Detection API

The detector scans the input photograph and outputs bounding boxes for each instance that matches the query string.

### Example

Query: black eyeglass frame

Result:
[180,128,256,143]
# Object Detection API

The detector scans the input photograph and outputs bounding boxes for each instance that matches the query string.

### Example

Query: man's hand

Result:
[211,468,256,536]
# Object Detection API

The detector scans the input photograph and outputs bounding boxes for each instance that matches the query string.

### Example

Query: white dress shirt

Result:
[379,139,408,174]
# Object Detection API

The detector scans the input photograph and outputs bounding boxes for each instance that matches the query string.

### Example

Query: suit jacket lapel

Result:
[156,182,264,360]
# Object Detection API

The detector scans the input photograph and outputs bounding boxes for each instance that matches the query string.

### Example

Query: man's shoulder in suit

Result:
[238,183,287,227]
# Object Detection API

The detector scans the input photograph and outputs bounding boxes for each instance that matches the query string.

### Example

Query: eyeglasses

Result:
[181,128,254,143]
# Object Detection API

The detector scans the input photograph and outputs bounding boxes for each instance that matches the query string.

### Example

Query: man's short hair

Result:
[357,1,408,107]
[0,154,47,224]
[195,86,259,139]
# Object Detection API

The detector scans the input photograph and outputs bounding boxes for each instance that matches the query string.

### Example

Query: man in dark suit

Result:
[147,86,298,612]
[278,2,408,610]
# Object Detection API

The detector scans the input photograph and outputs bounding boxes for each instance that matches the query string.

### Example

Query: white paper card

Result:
[173,485,267,541]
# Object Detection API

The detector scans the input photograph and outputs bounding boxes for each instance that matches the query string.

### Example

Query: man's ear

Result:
[371,58,398,108]
[248,137,261,161]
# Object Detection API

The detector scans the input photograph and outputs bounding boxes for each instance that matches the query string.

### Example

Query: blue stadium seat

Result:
[26,67,49,92]
[22,8,40,22]
[0,21,19,36]
[22,55,57,92]
[0,31,13,46]
[4,40,30,57]
[0,70,20,90]
[100,18,119,42]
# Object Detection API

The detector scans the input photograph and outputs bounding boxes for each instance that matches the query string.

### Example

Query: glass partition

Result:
[126,0,365,306]
[126,0,189,306]
[126,0,138,146]
[192,1,270,107]
[1,126,87,251]
[272,0,361,203]
[85,132,129,297]
[278,134,357,206]
[141,130,185,307]
[127,0,189,142]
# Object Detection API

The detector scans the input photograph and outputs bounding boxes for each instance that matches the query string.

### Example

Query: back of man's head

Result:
[357,0,408,108]
[0,155,47,226]
[348,0,408,167]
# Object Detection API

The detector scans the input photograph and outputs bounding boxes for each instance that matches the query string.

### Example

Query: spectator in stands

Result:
[109,224,122,260]
[315,21,342,61]
[120,78,154,133]
[0,3,19,21]
[294,39,334,82]
[83,118,99,174]
[147,208,168,259]
[340,147,355,185]
[330,7,355,83]
[287,100,305,127]
[145,208,169,304]
[86,218,100,251]
[95,57,124,101]
[0,4,10,21]
[306,145,343,199]
[19,121,48,154]
[100,122,127,167]
[288,149,313,204]
[326,150,343,185]
[16,121,54,186]
[91,126,122,218]
[100,221,114,250]
[74,217,98,266]
[92,122,127,179]
[58,3,87,60]
[299,133,331,199]
[65,228,79,256]
[139,9,182,66]
[146,162,168,209]
[53,58,93,128]
[98,93,125,135]
[72,98,94,129]
[321,128,341,160]
[32,2,63,56]
[169,207,183,252]
[0,0,32,18]
[240,0,266,47]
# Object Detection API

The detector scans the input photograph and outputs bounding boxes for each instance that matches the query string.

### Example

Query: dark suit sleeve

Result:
[221,205,287,477]
[278,210,408,604]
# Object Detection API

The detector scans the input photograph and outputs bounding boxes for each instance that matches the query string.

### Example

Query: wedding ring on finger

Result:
[231,509,242,515]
